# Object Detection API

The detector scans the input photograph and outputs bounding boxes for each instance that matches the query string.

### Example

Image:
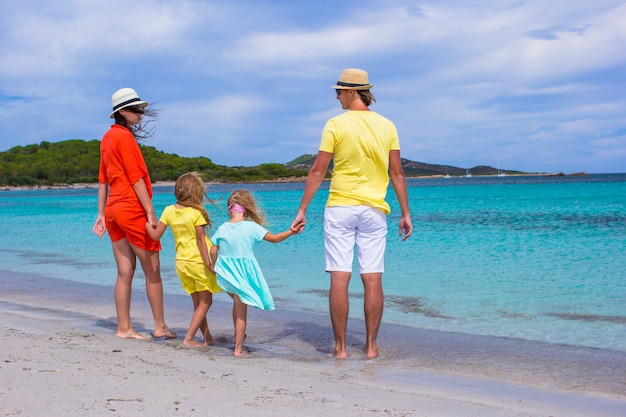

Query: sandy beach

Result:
[1,270,624,417]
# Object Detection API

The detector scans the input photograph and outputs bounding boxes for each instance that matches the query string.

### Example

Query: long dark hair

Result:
[113,105,158,141]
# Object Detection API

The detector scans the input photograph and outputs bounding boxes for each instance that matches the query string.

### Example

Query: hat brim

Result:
[109,101,148,118]
[331,84,373,90]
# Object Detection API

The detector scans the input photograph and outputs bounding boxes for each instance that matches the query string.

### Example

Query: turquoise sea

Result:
[1,173,624,354]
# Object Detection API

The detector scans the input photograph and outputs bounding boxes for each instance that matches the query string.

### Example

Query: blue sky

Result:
[1,0,625,174]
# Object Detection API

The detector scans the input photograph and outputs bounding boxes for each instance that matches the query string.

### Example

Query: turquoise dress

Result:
[210,221,274,310]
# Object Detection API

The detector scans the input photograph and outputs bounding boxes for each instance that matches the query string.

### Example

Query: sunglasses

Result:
[126,105,145,114]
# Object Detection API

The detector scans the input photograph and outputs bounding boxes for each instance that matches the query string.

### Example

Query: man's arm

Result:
[389,150,413,240]
[290,151,332,233]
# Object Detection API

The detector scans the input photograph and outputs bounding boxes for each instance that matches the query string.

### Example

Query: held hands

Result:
[147,211,159,229]
[290,212,306,234]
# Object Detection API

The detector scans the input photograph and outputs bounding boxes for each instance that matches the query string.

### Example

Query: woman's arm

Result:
[132,178,158,228]
[92,182,108,238]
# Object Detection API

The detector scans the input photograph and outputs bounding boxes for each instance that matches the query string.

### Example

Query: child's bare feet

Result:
[233,347,252,357]
[183,339,203,347]
[116,330,151,340]
[153,326,176,339]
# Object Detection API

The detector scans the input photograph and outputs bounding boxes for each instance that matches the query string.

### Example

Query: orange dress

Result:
[98,124,161,251]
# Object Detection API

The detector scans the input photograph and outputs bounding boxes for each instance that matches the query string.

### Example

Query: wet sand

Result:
[0,270,624,416]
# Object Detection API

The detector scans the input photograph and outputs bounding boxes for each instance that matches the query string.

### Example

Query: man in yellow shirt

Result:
[291,68,413,359]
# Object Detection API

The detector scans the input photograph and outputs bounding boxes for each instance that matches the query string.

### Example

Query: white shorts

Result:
[323,205,388,274]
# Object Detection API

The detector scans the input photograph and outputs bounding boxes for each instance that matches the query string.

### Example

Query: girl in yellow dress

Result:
[146,172,222,346]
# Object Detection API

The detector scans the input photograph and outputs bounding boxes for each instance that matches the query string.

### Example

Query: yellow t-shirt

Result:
[160,205,222,294]
[319,110,400,214]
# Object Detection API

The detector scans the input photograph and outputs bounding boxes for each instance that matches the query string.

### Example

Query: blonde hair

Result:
[174,172,213,228]
[228,189,265,225]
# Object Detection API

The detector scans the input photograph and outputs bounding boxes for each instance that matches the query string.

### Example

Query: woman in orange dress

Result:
[92,87,175,340]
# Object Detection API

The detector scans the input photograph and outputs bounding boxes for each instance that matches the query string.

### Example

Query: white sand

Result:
[1,271,624,417]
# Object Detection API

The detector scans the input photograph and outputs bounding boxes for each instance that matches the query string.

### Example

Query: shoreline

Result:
[0,172,603,192]
[0,269,624,416]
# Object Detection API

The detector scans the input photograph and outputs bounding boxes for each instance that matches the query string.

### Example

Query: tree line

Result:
[0,140,310,186]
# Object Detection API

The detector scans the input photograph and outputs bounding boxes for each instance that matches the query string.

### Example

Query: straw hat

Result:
[331,68,373,90]
[110,87,148,118]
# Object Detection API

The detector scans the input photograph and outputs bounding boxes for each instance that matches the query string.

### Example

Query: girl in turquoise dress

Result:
[209,189,298,356]
[146,172,221,346]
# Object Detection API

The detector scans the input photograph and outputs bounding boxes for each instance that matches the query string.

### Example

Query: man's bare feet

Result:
[365,347,379,359]
[115,330,151,340]
[332,346,347,359]
[365,335,378,358]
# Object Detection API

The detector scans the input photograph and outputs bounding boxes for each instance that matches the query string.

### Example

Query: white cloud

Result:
[0,0,624,173]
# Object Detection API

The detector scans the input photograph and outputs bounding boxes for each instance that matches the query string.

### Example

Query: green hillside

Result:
[0,139,523,187]
[0,140,308,186]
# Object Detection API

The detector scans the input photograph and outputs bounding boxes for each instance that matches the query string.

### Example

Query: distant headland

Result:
[0,139,583,190]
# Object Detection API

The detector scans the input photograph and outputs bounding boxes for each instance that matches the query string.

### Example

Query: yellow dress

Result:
[160,205,222,294]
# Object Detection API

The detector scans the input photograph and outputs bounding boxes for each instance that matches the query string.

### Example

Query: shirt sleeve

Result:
[389,122,400,151]
[118,135,149,185]
[319,119,337,153]
[210,225,221,246]
[192,209,208,227]
[252,222,269,243]
[159,205,171,226]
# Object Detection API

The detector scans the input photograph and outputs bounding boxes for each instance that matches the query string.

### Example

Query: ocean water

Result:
[1,174,625,353]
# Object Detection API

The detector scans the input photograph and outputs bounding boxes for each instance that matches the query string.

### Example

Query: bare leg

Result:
[361,272,383,358]
[131,243,175,339]
[111,239,148,339]
[231,297,237,344]
[329,271,351,359]
[231,295,248,356]
[192,292,214,345]
[184,291,213,346]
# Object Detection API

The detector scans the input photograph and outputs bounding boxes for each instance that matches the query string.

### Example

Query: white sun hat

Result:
[110,87,148,118]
